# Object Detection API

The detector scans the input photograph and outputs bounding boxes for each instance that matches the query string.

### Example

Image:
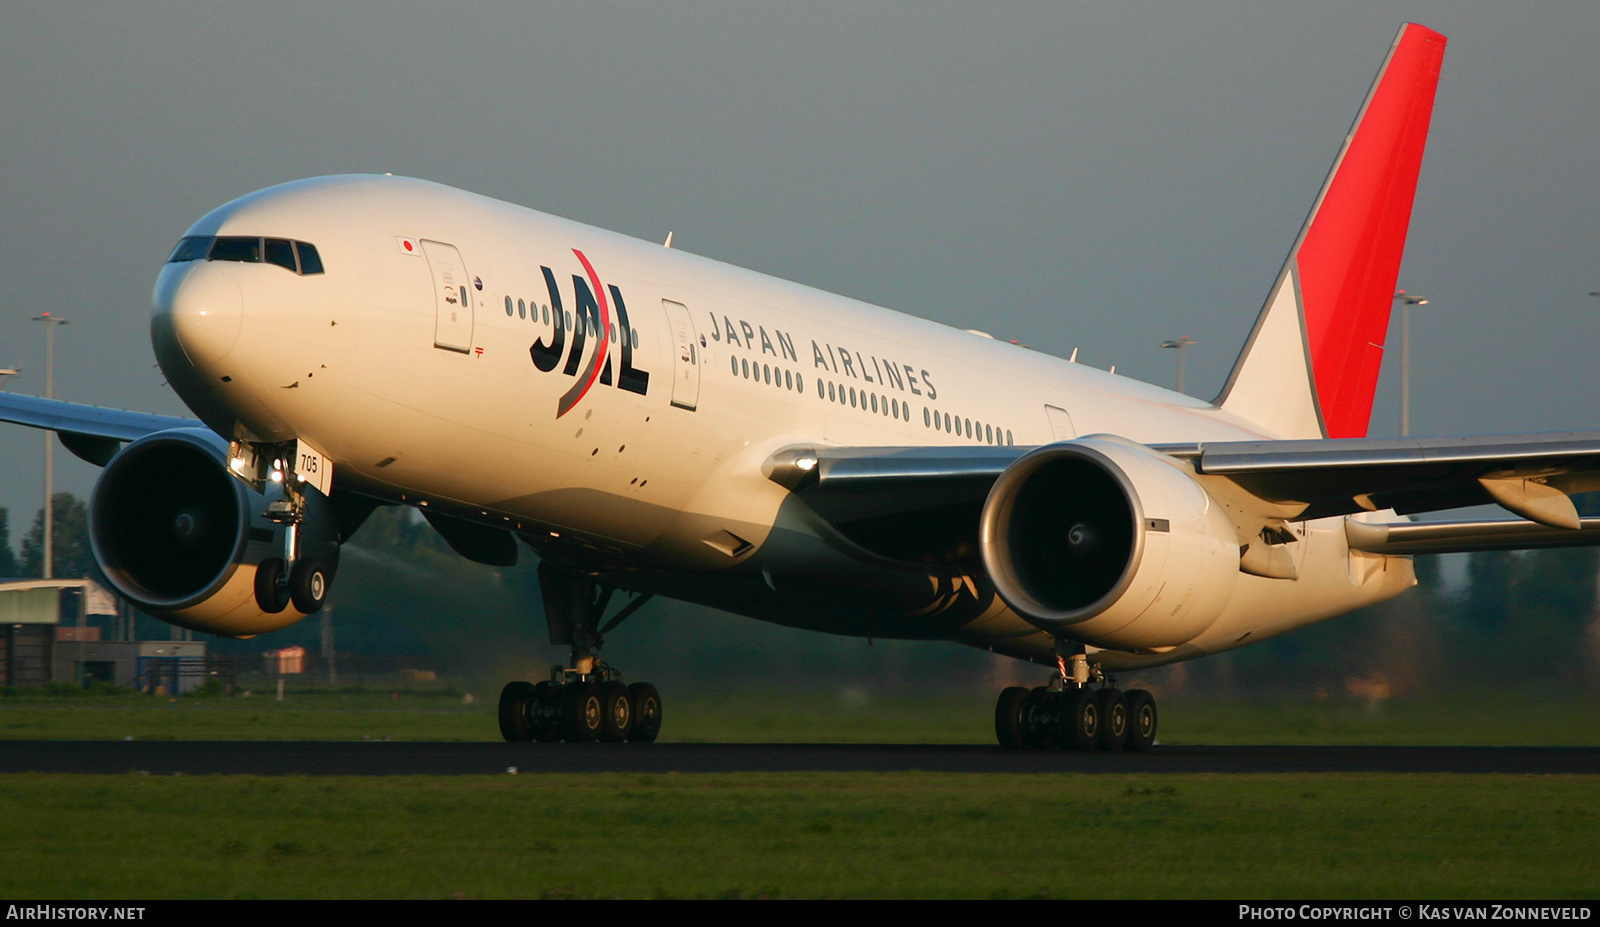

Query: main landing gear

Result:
[994,650,1157,751]
[498,564,662,744]
[498,666,662,743]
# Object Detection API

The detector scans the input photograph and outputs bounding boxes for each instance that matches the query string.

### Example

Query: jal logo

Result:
[530,249,649,418]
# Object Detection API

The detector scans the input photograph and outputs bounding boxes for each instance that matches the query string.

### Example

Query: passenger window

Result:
[295,241,325,274]
[210,236,262,263]
[265,239,297,272]
[505,296,514,317]
[167,236,214,263]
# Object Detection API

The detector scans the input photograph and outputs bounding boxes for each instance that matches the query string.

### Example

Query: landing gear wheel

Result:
[498,680,537,742]
[560,681,603,742]
[599,681,632,742]
[627,682,662,743]
[254,558,289,614]
[1124,689,1158,751]
[1096,689,1129,751]
[1021,687,1057,749]
[531,681,561,742]
[994,686,1030,749]
[1058,687,1100,751]
[288,559,329,614]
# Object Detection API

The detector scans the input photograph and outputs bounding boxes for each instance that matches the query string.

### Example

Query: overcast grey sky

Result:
[1,1,1596,528]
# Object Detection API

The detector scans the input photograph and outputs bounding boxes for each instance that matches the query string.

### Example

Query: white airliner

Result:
[4,23,1597,748]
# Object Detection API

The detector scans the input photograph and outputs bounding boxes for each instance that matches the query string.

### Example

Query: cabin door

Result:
[422,240,473,353]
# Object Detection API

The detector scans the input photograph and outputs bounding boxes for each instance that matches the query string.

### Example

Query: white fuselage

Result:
[152,175,1412,668]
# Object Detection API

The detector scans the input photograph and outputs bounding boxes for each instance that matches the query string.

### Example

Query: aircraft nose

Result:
[154,264,242,368]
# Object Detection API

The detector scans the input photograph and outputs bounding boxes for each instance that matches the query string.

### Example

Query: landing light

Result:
[796,457,818,471]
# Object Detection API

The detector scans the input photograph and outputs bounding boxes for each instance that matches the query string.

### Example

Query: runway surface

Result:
[3,741,1598,775]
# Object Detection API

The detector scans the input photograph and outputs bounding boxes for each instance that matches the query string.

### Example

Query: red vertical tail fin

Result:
[1217,23,1446,439]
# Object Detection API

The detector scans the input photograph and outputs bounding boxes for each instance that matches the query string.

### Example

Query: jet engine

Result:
[88,428,339,637]
[979,436,1240,651]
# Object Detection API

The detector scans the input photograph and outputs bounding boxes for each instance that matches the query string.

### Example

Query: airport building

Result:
[0,578,209,693]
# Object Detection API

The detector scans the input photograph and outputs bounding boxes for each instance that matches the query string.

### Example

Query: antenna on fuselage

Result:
[663,231,674,249]
[1068,348,1079,363]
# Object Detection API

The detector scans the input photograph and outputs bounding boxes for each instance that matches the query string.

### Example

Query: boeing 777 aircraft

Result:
[4,24,1597,749]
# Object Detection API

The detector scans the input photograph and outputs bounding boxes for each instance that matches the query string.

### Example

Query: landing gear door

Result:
[422,239,473,353]
[662,299,700,411]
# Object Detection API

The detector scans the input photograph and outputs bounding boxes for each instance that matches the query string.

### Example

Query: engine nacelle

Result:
[89,428,336,637]
[980,436,1240,651]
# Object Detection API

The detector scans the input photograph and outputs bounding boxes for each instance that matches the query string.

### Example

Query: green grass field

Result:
[1,772,1595,899]
[2,685,1597,745]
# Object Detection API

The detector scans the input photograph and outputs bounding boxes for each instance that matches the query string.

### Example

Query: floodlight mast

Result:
[1160,335,1198,394]
[31,313,69,579]
[1395,290,1431,437]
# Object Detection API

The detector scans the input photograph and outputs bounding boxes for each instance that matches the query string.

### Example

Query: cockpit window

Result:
[210,236,262,263]
[264,238,297,272]
[165,235,326,275]
[168,236,214,263]
[295,241,324,275]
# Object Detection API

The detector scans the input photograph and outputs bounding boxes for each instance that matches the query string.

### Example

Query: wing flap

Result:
[1346,517,1600,555]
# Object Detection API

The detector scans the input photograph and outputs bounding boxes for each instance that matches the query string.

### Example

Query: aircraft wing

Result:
[1176,431,1600,524]
[0,392,200,465]
[767,430,1600,562]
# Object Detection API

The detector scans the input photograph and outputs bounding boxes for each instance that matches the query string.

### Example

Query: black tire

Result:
[531,681,562,742]
[288,559,329,614]
[560,681,603,742]
[627,682,662,743]
[1124,689,1158,751]
[599,681,632,743]
[1058,687,1099,750]
[254,558,289,613]
[1021,686,1057,749]
[497,680,536,742]
[1096,689,1129,751]
[994,686,1030,749]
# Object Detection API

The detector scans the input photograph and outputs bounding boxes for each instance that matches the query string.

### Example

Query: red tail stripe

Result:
[1298,24,1446,438]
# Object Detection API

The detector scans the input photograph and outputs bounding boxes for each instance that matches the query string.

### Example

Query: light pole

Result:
[31,313,68,578]
[1395,291,1429,437]
[1161,335,1198,395]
